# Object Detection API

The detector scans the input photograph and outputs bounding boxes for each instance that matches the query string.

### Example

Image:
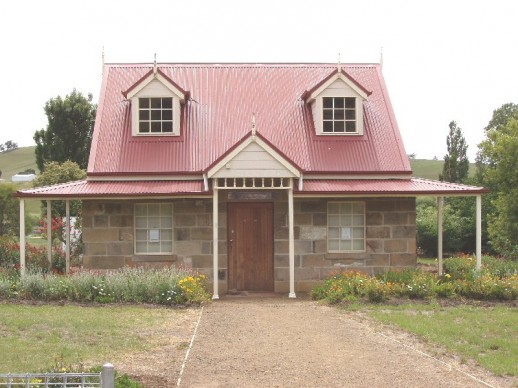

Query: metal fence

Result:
[0,363,114,388]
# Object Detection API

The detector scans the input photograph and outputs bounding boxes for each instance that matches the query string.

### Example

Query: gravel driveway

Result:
[177,296,509,388]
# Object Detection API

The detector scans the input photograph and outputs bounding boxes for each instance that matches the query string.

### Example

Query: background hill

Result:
[0,146,38,181]
[410,159,476,180]
[0,147,476,182]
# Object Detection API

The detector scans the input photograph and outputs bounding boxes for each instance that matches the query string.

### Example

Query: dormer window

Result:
[138,97,173,133]
[124,68,189,137]
[303,69,371,137]
[323,97,356,133]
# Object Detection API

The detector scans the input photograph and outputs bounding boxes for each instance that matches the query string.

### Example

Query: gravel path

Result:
[178,296,509,388]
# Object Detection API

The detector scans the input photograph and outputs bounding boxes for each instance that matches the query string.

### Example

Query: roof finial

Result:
[153,53,157,76]
[380,47,384,68]
[337,52,341,72]
[101,46,105,74]
[251,113,257,137]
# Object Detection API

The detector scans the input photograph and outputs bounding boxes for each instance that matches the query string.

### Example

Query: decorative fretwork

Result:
[214,177,292,190]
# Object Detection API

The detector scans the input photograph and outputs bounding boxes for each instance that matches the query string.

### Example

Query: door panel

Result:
[228,202,274,292]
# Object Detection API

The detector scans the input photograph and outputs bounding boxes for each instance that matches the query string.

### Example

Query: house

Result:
[17,62,487,298]
[12,173,36,182]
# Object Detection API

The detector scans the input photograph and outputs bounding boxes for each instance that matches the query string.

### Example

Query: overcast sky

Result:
[1,0,517,161]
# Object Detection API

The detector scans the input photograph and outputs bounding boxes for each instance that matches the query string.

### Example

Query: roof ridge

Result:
[104,62,380,67]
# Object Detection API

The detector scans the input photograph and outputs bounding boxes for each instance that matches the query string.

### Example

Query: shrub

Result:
[311,258,518,303]
[443,256,477,281]
[0,267,211,306]
[433,279,458,298]
[403,271,436,299]
[483,256,518,278]
[0,236,19,269]
[376,268,417,285]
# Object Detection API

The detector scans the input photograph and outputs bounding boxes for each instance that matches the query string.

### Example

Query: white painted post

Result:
[288,185,296,298]
[19,199,26,278]
[212,187,219,300]
[47,200,52,270]
[101,363,115,388]
[437,196,444,276]
[65,200,70,274]
[476,195,482,270]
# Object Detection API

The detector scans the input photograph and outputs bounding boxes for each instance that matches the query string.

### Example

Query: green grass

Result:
[410,159,476,180]
[365,304,518,376]
[0,146,37,181]
[26,235,47,246]
[417,257,437,266]
[0,303,189,372]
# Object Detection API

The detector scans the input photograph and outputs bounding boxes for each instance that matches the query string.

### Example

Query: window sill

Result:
[132,255,178,262]
[134,132,180,137]
[317,132,361,136]
[326,252,367,260]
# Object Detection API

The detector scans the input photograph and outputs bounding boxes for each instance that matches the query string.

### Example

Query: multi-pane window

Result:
[322,97,356,133]
[135,204,173,254]
[327,202,365,252]
[138,98,173,133]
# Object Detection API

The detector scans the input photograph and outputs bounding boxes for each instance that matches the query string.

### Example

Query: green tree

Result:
[33,161,86,218]
[439,121,469,183]
[477,103,518,257]
[416,196,476,256]
[34,89,96,171]
[0,183,33,237]
[0,183,19,236]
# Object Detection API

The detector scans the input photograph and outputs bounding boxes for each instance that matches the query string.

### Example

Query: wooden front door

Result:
[228,202,274,292]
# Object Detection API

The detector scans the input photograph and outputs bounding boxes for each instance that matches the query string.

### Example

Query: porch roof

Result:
[298,178,488,196]
[16,177,486,199]
[15,180,207,199]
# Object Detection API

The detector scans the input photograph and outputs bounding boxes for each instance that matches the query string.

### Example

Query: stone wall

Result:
[273,197,417,292]
[82,199,222,277]
[82,197,416,294]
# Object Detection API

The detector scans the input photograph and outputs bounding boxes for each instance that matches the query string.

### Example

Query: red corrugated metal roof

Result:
[122,68,189,99]
[88,63,411,176]
[15,180,206,198]
[298,178,488,195]
[301,68,372,99]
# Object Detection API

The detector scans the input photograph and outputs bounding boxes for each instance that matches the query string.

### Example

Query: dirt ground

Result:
[115,296,516,388]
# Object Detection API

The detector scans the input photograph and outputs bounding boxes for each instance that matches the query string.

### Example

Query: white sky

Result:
[1,0,517,161]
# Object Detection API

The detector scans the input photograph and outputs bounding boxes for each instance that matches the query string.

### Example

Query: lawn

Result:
[0,146,37,181]
[410,158,476,180]
[363,304,518,377]
[0,303,191,373]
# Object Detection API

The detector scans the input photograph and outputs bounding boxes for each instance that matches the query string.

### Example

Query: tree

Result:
[33,161,86,218]
[34,89,96,171]
[439,121,469,183]
[0,183,19,236]
[0,140,18,153]
[477,103,518,257]
[416,196,476,256]
[0,183,33,237]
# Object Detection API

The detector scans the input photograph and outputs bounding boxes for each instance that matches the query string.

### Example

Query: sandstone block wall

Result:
[273,197,417,292]
[82,196,416,294]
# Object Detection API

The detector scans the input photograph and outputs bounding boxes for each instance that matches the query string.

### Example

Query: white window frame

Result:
[137,97,174,134]
[309,77,366,136]
[322,96,357,134]
[128,78,183,137]
[327,201,366,253]
[134,203,174,255]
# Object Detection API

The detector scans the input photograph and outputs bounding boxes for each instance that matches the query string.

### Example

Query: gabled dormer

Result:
[303,69,371,136]
[206,130,301,179]
[123,68,189,137]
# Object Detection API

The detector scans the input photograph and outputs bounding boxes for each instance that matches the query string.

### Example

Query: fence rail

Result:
[0,363,114,388]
